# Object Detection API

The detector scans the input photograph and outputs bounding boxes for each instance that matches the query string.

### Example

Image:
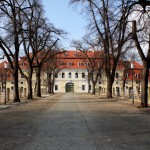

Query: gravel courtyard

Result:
[0,93,150,150]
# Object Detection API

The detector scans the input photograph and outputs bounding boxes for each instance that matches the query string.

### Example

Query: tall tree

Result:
[0,0,30,102]
[70,0,132,98]
[72,37,104,94]
[132,20,150,107]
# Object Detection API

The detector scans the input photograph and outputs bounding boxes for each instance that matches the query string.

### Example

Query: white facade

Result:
[54,69,90,93]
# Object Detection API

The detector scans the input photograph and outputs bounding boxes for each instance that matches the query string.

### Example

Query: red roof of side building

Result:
[126,61,143,81]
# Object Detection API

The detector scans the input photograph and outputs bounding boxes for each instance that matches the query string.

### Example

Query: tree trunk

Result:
[141,64,149,107]
[48,80,52,94]
[36,67,41,97]
[106,77,113,98]
[27,76,33,99]
[51,80,54,94]
[2,81,4,92]
[91,81,96,94]
[13,67,20,102]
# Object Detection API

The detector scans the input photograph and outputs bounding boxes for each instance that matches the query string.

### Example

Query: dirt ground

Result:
[0,93,150,150]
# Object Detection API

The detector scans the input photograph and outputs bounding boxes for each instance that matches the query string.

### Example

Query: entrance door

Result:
[66,83,74,92]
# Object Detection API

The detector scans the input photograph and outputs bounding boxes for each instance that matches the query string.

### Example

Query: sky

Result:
[42,0,86,50]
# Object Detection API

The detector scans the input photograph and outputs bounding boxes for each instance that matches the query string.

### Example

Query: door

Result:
[66,83,74,92]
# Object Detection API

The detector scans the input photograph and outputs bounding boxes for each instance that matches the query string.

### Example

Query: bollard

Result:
[7,88,10,101]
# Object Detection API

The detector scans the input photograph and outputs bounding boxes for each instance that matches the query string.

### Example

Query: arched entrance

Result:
[66,83,74,92]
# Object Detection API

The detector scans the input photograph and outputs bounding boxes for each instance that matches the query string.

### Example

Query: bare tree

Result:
[70,0,132,98]
[132,20,150,107]
[0,0,31,102]
[72,37,104,94]
[44,54,66,94]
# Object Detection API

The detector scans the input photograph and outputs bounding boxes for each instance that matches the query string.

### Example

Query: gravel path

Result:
[0,93,150,150]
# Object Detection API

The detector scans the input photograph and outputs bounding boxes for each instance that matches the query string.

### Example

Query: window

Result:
[11,87,13,91]
[75,73,78,78]
[116,81,118,84]
[59,62,63,66]
[99,80,102,84]
[116,73,119,78]
[62,73,65,78]
[21,74,24,78]
[69,72,71,78]
[82,72,85,78]
[82,85,85,91]
[135,74,138,78]
[21,82,23,84]
[78,62,82,66]
[55,73,58,78]
[85,62,89,66]
[68,62,73,66]
[11,82,13,84]
[55,85,58,90]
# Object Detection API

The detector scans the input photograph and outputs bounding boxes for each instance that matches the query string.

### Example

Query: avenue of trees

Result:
[0,0,66,102]
[70,0,150,107]
[0,0,150,108]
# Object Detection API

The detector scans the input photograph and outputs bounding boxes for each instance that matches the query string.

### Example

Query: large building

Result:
[0,50,148,100]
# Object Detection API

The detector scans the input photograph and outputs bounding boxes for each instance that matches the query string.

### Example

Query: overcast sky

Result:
[43,0,87,50]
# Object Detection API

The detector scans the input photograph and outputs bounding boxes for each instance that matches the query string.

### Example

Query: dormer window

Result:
[85,62,89,66]
[78,62,82,66]
[135,74,138,78]
[68,62,73,66]
[74,53,77,56]
[59,62,63,66]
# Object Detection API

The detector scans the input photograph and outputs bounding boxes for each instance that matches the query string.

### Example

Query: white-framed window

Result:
[62,72,65,78]
[82,85,85,91]
[69,72,72,78]
[21,74,24,78]
[116,72,119,78]
[75,73,78,78]
[11,87,13,91]
[78,62,82,66]
[82,72,85,78]
[55,85,58,90]
[55,73,58,78]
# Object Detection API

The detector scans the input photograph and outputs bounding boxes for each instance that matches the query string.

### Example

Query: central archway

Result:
[66,83,74,92]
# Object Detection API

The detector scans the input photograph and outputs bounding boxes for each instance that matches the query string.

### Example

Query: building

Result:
[0,50,148,100]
